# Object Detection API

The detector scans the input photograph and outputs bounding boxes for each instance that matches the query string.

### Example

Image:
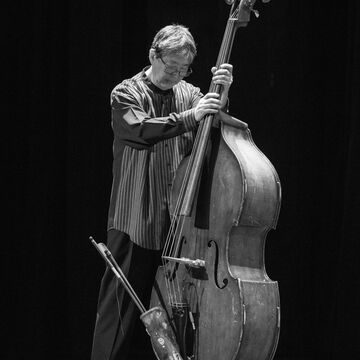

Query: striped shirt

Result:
[107,67,203,249]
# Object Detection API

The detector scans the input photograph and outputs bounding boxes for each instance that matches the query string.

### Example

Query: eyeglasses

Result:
[159,57,193,78]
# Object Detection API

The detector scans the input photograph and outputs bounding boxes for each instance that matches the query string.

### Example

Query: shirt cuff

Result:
[180,108,198,132]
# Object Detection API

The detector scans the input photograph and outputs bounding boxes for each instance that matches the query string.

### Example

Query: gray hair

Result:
[151,24,197,60]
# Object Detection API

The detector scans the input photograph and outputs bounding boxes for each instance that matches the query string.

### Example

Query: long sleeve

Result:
[111,79,201,150]
[108,70,203,249]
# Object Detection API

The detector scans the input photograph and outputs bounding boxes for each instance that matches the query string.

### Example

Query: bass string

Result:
[161,116,213,305]
[162,114,208,261]
[163,16,235,256]
[161,17,235,307]
[162,141,202,305]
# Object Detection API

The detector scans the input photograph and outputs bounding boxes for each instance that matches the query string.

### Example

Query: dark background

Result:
[4,0,359,359]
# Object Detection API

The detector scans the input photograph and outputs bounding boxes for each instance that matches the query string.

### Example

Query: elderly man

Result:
[91,24,233,360]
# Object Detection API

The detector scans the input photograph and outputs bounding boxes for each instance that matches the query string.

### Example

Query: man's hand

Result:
[194,63,233,122]
[194,92,221,121]
[211,63,233,108]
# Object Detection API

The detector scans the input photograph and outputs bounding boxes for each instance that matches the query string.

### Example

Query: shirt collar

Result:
[141,66,174,96]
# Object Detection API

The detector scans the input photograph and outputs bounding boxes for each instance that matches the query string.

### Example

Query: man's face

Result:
[150,51,192,90]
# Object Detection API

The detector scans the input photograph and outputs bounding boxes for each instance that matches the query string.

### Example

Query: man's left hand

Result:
[211,63,233,108]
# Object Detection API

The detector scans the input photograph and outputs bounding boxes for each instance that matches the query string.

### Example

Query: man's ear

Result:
[149,48,156,64]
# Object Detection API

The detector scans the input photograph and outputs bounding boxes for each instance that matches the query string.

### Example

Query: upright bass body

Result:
[151,119,281,360]
[150,1,281,359]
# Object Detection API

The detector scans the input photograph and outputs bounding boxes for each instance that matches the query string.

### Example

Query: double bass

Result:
[150,1,281,359]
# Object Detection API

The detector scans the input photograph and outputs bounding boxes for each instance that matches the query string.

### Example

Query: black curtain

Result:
[4,1,359,359]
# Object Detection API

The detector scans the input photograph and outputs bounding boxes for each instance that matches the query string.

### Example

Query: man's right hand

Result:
[194,93,221,121]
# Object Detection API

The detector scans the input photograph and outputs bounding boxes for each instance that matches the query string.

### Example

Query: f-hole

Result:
[208,240,228,289]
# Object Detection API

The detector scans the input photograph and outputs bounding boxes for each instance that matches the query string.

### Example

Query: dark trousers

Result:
[91,230,162,360]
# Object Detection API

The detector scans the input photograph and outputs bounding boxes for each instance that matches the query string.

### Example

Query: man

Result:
[91,24,233,360]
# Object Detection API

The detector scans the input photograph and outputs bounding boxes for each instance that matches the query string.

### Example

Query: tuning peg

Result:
[244,0,260,18]
[252,8,260,18]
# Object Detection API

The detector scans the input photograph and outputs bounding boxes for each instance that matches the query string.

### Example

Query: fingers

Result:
[211,64,233,74]
[220,63,233,72]
[211,63,233,86]
[194,93,222,121]
[202,93,221,107]
[212,64,233,76]
[203,92,220,99]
